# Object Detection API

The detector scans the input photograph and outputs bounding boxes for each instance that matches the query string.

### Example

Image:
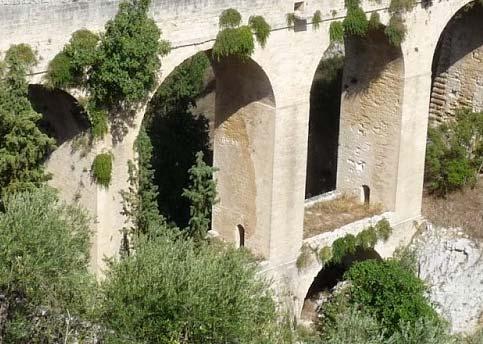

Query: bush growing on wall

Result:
[92,153,113,187]
[46,0,170,138]
[385,15,407,46]
[213,8,270,60]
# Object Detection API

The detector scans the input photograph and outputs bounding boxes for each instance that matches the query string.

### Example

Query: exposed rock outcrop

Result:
[413,223,483,334]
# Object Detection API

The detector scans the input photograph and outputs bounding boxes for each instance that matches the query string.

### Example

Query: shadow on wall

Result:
[212,55,276,124]
[28,85,89,145]
[342,29,402,98]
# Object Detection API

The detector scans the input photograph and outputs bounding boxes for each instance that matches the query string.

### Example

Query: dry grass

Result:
[422,178,483,241]
[303,195,383,239]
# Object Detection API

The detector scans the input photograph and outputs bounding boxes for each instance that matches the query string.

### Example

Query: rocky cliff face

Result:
[413,223,483,334]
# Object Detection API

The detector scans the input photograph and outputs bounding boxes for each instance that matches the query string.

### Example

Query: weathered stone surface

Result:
[413,223,483,334]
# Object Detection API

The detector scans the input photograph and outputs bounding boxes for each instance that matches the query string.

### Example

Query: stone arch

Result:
[429,1,483,124]
[212,55,276,259]
[305,44,344,200]
[301,247,382,322]
[140,51,276,258]
[27,84,89,145]
[337,28,405,211]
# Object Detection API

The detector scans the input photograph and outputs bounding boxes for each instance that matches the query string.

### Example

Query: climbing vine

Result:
[312,10,322,30]
[46,0,170,139]
[296,219,393,271]
[327,0,416,46]
[213,9,271,60]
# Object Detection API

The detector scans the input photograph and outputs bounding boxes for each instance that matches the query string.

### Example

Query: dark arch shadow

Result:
[305,47,344,199]
[212,55,276,125]
[301,248,382,321]
[143,51,214,228]
[28,85,89,145]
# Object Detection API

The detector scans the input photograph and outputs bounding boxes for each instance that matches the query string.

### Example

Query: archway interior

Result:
[28,85,89,145]
[429,2,483,125]
[142,52,276,257]
[143,52,214,228]
[305,46,344,200]
[301,248,382,321]
[212,55,276,258]
[337,28,404,211]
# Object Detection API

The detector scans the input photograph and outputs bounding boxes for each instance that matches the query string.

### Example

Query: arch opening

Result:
[305,44,344,200]
[141,52,276,258]
[429,2,483,125]
[301,248,382,322]
[27,84,89,145]
[422,2,483,228]
[142,52,215,228]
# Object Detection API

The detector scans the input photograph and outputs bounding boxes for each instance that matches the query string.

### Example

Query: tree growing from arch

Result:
[46,0,170,139]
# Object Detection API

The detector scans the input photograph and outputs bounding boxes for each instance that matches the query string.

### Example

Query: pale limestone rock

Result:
[413,223,483,334]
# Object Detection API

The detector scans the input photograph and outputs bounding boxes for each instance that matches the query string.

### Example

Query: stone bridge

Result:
[1,0,481,315]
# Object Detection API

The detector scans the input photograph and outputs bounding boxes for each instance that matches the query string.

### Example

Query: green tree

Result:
[99,233,280,343]
[120,127,167,254]
[46,0,171,138]
[182,151,217,241]
[344,259,439,334]
[0,44,56,197]
[425,108,482,196]
[143,52,211,228]
[0,188,95,342]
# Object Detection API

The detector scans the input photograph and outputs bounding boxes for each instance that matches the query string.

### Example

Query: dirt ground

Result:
[422,178,483,241]
[303,195,382,239]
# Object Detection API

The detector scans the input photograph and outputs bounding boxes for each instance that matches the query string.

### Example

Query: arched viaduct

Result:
[1,0,481,315]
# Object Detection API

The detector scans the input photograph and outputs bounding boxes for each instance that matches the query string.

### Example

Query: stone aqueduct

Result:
[1,0,482,313]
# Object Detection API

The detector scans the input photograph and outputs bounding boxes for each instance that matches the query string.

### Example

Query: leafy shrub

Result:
[329,21,345,42]
[219,8,242,28]
[344,259,439,333]
[318,245,332,263]
[385,15,407,46]
[89,0,169,108]
[249,15,271,48]
[322,307,386,344]
[4,43,37,68]
[0,189,94,341]
[375,218,392,241]
[87,101,108,138]
[312,10,322,30]
[296,244,314,270]
[99,233,280,343]
[343,4,369,37]
[46,30,98,89]
[425,108,482,196]
[92,153,113,187]
[332,234,358,264]
[212,26,255,60]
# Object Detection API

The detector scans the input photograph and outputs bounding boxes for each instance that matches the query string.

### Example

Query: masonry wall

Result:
[429,4,483,124]
[337,30,404,210]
